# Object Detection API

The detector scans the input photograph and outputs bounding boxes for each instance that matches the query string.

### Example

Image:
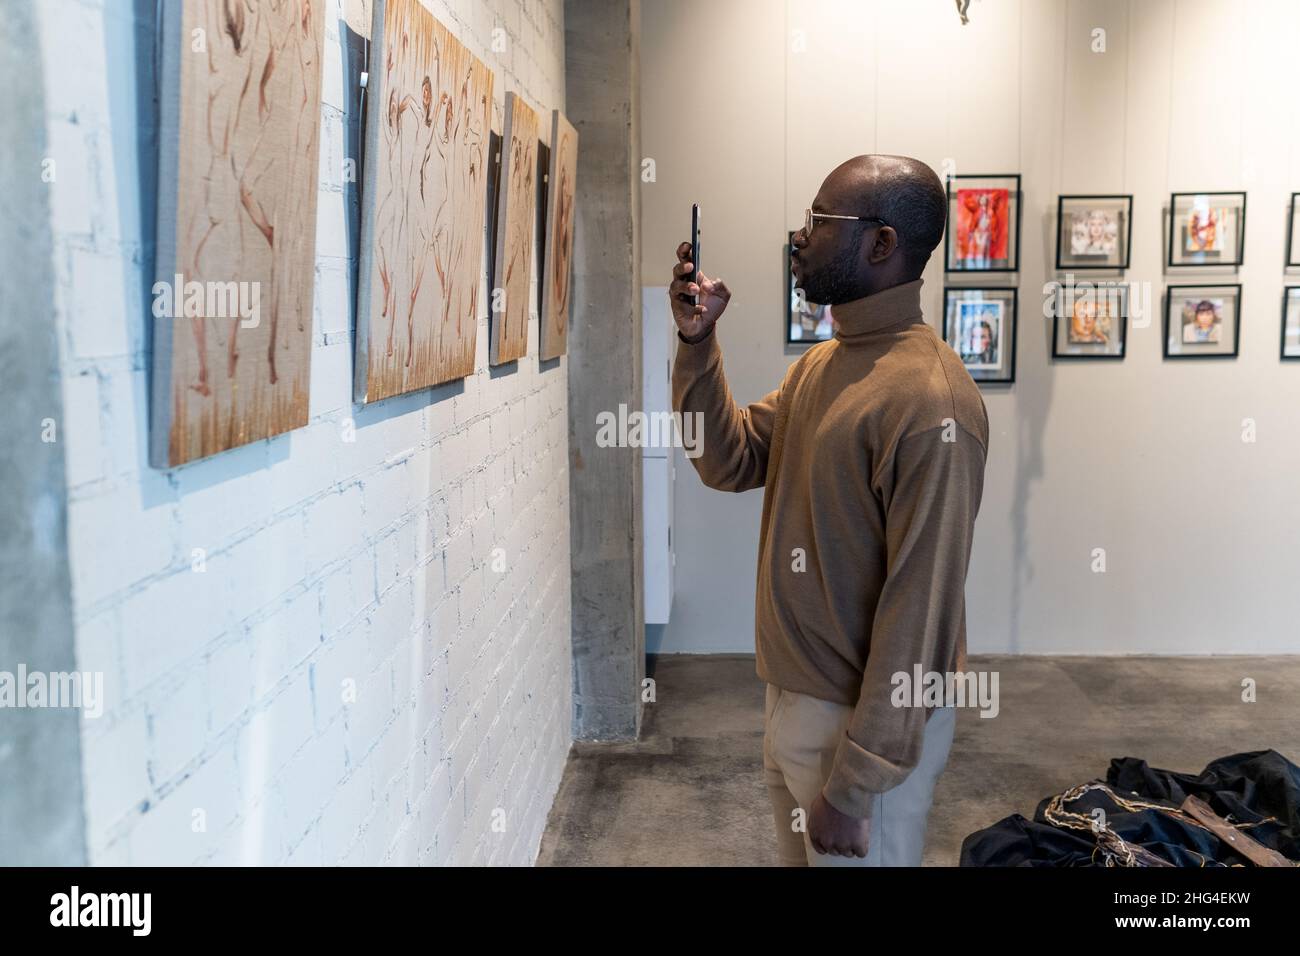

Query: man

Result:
[669,155,989,866]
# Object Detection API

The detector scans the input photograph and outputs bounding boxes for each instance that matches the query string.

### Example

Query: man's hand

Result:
[808,792,871,859]
[669,241,731,342]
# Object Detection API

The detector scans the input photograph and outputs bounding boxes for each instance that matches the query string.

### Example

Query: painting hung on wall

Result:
[490,92,539,366]
[943,286,1018,383]
[1163,284,1241,358]
[1052,282,1128,359]
[1286,193,1300,268]
[150,0,325,468]
[945,174,1021,272]
[1280,287,1300,360]
[1056,195,1132,271]
[540,110,578,361]
[355,0,494,403]
[785,231,834,344]
[1167,192,1246,268]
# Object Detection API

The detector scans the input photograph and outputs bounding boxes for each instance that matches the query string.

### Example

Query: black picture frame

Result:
[1163,283,1242,359]
[1051,281,1128,360]
[534,138,550,325]
[1166,191,1247,269]
[1055,194,1133,271]
[785,230,834,346]
[944,174,1022,273]
[1281,286,1300,361]
[1286,193,1300,268]
[942,285,1018,383]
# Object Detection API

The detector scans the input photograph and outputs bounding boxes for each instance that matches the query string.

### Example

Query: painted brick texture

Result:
[41,0,573,866]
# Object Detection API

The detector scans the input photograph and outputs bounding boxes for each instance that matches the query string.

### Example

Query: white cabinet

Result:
[642,286,675,625]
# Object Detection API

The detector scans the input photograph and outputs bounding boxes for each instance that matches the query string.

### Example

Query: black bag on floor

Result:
[959,749,1300,867]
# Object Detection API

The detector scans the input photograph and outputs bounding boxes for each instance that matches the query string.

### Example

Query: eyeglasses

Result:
[804,207,889,238]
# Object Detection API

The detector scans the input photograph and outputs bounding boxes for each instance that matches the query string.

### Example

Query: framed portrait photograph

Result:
[785,231,834,345]
[945,174,1021,272]
[1281,287,1300,360]
[1167,191,1246,268]
[1052,281,1128,359]
[1164,284,1241,358]
[1286,193,1300,268]
[943,286,1018,383]
[1056,195,1132,271]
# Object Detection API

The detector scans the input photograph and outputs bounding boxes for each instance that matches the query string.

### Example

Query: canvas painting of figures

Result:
[355,0,494,402]
[151,0,325,467]
[540,110,578,361]
[490,92,539,366]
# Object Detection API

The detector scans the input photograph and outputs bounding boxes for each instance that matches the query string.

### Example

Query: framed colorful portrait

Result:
[1164,284,1241,358]
[1281,287,1300,360]
[1056,195,1132,271]
[945,174,1021,273]
[785,231,834,345]
[1286,194,1300,268]
[943,286,1017,383]
[1051,281,1128,359]
[1167,192,1246,268]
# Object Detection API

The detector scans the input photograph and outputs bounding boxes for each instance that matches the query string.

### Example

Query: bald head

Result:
[827,154,947,279]
[793,154,949,304]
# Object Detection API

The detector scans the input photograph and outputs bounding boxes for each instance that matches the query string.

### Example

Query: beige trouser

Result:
[762,683,957,866]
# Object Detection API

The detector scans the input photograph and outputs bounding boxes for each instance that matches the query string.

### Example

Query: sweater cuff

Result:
[822,732,907,818]
[677,324,717,348]
[674,325,720,370]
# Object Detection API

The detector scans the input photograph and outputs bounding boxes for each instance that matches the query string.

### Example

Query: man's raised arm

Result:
[672,329,782,493]
[666,240,789,493]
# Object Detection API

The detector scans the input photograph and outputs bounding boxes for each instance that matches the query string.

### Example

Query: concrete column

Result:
[564,0,644,740]
[0,0,87,864]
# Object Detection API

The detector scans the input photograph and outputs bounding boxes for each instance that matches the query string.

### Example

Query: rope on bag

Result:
[1042,782,1282,868]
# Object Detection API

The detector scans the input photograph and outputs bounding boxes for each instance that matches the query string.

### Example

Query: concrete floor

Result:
[537,653,1300,866]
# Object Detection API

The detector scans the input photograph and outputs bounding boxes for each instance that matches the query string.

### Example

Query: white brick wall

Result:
[41,0,573,866]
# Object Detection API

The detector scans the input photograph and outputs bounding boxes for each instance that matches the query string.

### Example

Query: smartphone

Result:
[690,204,701,304]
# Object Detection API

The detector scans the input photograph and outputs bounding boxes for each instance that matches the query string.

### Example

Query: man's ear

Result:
[869,225,899,264]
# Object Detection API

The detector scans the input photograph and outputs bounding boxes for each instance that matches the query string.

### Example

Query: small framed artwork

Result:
[786,231,834,345]
[1056,195,1132,271]
[1164,284,1241,358]
[1286,193,1300,268]
[1052,281,1128,359]
[1281,287,1300,360]
[945,174,1021,272]
[943,286,1018,383]
[1167,191,1246,268]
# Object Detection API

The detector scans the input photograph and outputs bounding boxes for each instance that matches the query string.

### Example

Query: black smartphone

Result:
[690,203,701,304]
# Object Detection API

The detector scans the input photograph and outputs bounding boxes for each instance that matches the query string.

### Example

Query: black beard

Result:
[797,232,865,306]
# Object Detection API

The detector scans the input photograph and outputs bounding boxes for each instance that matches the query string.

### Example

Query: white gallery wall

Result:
[642,0,1300,656]
[41,0,572,864]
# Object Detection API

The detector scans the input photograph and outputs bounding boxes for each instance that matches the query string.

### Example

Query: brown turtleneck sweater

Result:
[671,278,989,817]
